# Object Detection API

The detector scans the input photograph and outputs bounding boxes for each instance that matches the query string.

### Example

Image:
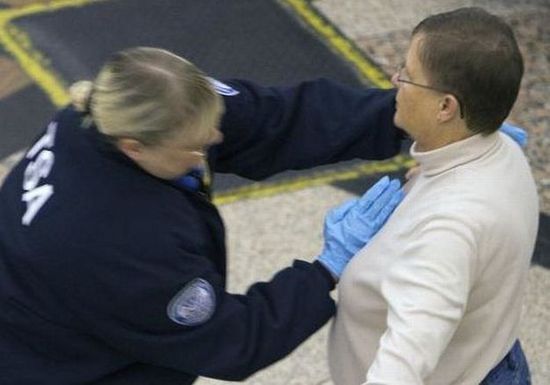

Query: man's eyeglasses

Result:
[395,66,464,119]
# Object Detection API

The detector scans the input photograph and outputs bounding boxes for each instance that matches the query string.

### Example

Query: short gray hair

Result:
[412,7,523,134]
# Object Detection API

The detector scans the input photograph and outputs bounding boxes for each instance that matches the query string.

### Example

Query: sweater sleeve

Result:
[365,215,477,385]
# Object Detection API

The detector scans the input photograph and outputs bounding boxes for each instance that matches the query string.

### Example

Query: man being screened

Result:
[328,7,538,385]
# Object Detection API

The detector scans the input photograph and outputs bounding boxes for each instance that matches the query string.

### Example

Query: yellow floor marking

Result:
[0,0,105,107]
[213,156,415,205]
[283,0,393,89]
[2,1,52,7]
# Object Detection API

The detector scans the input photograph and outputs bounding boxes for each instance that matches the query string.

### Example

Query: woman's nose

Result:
[212,129,224,145]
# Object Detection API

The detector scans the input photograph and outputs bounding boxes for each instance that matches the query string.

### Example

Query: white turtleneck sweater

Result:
[329,132,539,385]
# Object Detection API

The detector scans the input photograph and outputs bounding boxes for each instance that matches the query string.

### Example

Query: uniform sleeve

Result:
[59,230,335,381]
[211,78,403,180]
[365,216,477,385]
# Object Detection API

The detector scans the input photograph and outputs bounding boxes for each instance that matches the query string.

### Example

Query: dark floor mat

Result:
[533,213,550,268]
[0,85,56,159]
[14,0,363,86]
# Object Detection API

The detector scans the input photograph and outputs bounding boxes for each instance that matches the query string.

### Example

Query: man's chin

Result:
[393,114,405,130]
[393,116,413,139]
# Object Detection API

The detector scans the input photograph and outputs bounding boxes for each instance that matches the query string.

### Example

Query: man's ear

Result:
[437,94,460,122]
[116,138,145,161]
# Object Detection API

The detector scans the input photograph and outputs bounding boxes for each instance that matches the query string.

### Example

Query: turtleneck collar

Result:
[410,132,501,177]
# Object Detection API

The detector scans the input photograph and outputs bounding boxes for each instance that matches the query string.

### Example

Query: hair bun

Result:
[69,80,94,112]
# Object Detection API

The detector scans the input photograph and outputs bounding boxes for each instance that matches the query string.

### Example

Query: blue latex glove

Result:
[499,122,528,147]
[173,167,205,191]
[317,176,404,280]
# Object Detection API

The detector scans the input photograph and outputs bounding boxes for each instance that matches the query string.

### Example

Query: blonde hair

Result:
[69,47,223,146]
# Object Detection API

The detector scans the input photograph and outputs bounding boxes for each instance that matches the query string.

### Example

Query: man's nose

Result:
[391,72,400,87]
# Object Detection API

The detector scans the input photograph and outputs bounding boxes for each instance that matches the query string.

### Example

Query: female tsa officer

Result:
[0,47,404,384]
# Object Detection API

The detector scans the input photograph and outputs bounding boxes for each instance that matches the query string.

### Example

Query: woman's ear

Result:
[116,138,145,161]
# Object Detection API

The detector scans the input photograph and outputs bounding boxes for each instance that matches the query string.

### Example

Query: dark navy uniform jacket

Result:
[0,79,400,384]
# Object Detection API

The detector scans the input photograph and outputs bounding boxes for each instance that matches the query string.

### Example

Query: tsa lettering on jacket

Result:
[21,122,57,226]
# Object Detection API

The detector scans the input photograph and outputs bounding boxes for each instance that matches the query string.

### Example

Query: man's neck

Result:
[415,124,474,152]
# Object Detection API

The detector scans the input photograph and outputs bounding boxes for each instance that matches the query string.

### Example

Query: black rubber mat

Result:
[0,85,56,159]
[532,213,550,268]
[0,41,57,158]
[15,0,363,86]
[5,0,369,190]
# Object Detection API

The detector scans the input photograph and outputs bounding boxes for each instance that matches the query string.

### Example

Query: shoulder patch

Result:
[167,278,216,326]
[207,77,240,96]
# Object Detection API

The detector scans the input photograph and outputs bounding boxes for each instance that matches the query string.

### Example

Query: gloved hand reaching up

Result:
[317,176,404,280]
[499,122,528,147]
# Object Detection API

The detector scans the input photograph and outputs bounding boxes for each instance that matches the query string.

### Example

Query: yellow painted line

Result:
[0,0,105,107]
[283,0,393,89]
[213,155,416,205]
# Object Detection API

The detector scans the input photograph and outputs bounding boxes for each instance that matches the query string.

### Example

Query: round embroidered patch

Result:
[167,278,216,326]
[207,77,240,96]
